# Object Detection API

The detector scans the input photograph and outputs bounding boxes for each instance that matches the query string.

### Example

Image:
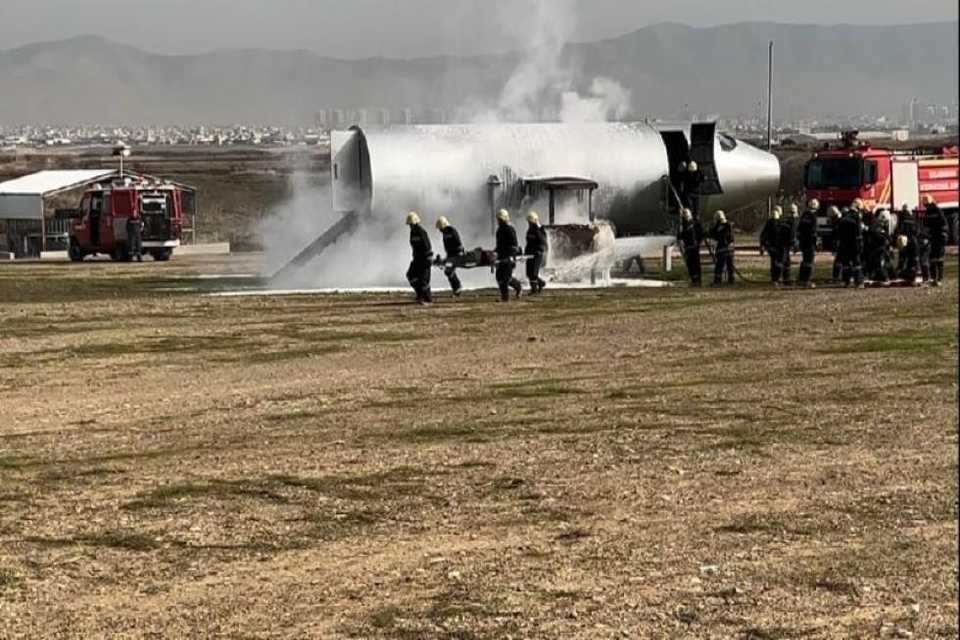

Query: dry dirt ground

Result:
[0,255,957,639]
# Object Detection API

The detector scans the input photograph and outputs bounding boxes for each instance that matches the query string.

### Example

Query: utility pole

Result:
[766,40,775,219]
[767,41,774,151]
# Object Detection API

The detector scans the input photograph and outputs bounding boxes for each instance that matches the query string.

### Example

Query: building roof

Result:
[0,170,118,197]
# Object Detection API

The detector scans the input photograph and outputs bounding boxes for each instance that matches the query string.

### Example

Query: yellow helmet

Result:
[497,209,511,223]
[808,199,821,210]
[527,210,540,224]
[436,216,450,230]
[714,210,727,224]
[789,203,800,216]
[897,235,909,249]
[687,160,699,173]
[851,198,864,210]
[923,195,935,205]
[406,211,421,226]
[829,206,842,219]
[772,206,782,220]
[682,208,693,221]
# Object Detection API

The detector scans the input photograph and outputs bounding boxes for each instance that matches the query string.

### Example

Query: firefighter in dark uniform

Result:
[681,160,704,218]
[435,216,465,296]
[494,209,523,302]
[126,211,144,262]
[779,205,798,285]
[709,210,735,286]
[836,204,865,288]
[895,204,920,283]
[524,210,548,295]
[677,208,703,287]
[797,199,820,288]
[924,195,948,287]
[829,207,843,282]
[405,211,433,304]
[916,203,933,283]
[759,206,783,284]
[864,209,893,283]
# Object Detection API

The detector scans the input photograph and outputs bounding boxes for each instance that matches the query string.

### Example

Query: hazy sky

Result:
[1,0,956,58]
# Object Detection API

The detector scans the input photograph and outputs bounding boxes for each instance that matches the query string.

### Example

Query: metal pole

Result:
[767,40,774,218]
[767,40,774,152]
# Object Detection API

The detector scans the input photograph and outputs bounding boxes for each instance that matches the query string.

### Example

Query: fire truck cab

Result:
[67,177,190,262]
[804,132,959,248]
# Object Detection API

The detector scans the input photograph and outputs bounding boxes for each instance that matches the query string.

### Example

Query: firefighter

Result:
[836,205,865,288]
[677,208,703,286]
[789,203,801,248]
[759,206,783,284]
[682,160,703,217]
[864,209,893,283]
[916,203,933,283]
[924,195,948,287]
[494,209,523,302]
[435,216,465,296]
[829,206,843,282]
[895,204,920,283]
[524,210,548,295]
[709,210,735,286]
[125,211,143,262]
[779,205,798,285]
[797,199,819,288]
[405,211,433,305]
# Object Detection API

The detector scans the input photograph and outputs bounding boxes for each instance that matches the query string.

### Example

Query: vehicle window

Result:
[805,158,863,189]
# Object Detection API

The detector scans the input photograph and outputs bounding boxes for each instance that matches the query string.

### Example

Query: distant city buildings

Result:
[1,99,956,151]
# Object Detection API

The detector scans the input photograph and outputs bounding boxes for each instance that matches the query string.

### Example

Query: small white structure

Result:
[0,170,119,256]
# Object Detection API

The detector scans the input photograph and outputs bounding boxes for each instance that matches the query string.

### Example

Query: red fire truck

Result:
[804,132,959,247]
[66,176,191,262]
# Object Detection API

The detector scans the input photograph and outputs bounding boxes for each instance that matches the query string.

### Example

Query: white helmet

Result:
[808,199,821,211]
[687,160,699,173]
[714,210,726,224]
[789,203,799,216]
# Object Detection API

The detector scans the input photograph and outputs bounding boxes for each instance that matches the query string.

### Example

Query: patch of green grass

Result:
[392,423,488,445]
[27,531,161,552]
[820,330,955,355]
[0,454,40,470]
[369,605,404,630]
[485,380,587,400]
[125,479,290,510]
[0,568,20,589]
[126,467,439,511]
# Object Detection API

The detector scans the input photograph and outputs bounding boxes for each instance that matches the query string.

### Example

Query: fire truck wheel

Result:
[152,249,172,262]
[68,239,84,262]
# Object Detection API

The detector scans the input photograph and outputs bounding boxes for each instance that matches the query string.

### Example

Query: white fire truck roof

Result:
[0,170,118,221]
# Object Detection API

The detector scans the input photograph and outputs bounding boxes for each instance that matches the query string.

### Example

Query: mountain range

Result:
[0,21,956,124]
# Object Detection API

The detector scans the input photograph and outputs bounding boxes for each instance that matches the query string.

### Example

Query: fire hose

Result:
[667,182,762,285]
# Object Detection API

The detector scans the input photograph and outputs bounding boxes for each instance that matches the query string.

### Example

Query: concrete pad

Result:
[177,243,231,256]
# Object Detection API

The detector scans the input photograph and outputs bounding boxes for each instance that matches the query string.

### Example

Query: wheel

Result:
[68,238,85,262]
[152,249,172,262]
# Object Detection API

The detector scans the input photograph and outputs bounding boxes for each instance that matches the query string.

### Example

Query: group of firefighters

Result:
[403,194,951,303]
[405,208,547,305]
[677,195,951,289]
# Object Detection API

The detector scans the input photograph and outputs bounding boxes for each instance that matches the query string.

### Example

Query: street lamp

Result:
[112,142,131,177]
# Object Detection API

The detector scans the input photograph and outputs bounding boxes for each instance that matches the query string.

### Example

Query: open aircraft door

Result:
[689,122,723,196]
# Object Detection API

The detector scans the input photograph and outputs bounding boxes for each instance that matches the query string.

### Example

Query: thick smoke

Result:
[261,0,636,289]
